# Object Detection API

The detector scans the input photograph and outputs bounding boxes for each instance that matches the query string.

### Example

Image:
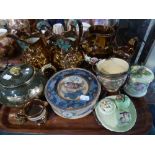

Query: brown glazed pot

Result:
[81,25,115,57]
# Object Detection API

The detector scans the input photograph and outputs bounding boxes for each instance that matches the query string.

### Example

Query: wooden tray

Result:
[0,97,152,135]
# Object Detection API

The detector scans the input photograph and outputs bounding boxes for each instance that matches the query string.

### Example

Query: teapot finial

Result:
[9,66,21,76]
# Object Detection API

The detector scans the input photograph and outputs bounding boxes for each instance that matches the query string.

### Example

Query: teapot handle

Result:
[41,63,57,75]
[67,19,83,48]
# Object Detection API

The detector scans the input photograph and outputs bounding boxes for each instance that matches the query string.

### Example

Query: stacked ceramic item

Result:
[124,65,154,97]
[45,68,101,119]
[95,94,137,132]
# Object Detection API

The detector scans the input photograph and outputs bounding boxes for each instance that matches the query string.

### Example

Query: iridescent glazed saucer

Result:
[95,95,137,132]
[45,68,101,119]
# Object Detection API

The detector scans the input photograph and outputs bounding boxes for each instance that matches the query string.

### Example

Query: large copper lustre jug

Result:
[50,20,84,70]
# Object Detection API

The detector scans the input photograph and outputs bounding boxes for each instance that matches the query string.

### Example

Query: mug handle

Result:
[41,63,57,75]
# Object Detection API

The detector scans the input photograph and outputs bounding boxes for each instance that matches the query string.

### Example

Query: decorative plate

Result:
[95,95,137,132]
[45,68,101,110]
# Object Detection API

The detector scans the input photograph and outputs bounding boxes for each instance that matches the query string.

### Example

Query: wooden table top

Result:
[0,97,152,135]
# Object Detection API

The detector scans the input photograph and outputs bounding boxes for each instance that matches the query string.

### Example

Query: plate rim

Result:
[44,68,101,110]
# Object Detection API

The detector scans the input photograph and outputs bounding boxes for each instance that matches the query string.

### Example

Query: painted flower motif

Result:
[56,39,71,52]
[135,83,146,91]
[131,66,152,78]
[119,111,131,124]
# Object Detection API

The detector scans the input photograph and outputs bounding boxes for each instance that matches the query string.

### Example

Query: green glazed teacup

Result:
[115,95,131,110]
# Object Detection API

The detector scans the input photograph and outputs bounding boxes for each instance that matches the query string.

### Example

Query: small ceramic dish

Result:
[95,95,137,132]
[0,28,7,37]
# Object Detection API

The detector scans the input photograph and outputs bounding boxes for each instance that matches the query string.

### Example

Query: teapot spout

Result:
[6,34,29,51]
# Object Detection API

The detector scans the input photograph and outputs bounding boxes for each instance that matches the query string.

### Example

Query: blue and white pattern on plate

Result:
[45,68,101,110]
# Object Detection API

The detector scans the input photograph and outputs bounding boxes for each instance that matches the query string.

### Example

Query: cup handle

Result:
[41,63,57,75]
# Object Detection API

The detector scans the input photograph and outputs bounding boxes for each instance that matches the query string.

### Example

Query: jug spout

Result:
[83,53,100,65]
[6,34,29,51]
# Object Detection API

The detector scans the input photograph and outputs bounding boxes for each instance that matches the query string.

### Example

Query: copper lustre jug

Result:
[8,32,56,74]
[50,20,84,69]
[81,25,115,58]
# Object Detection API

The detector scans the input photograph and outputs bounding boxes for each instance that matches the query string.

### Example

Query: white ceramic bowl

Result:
[95,58,129,92]
[0,28,7,37]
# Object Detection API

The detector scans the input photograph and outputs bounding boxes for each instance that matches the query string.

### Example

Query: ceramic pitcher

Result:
[8,33,56,74]
[50,19,84,69]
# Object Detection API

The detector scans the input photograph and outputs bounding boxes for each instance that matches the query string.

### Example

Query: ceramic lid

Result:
[130,65,154,83]
[0,28,7,37]
[45,68,101,110]
[98,98,116,115]
[0,64,34,88]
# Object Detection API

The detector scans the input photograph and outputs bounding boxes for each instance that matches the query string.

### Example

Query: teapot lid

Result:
[0,64,34,88]
[130,65,154,83]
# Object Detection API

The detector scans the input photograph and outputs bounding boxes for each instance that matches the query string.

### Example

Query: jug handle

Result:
[16,109,27,124]
[76,20,83,48]
[41,63,57,75]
